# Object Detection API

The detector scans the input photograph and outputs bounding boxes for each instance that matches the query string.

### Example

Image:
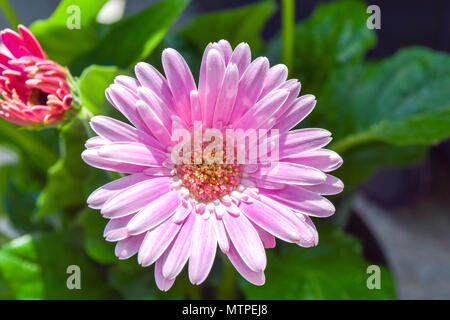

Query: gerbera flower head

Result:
[0,25,72,126]
[82,40,343,291]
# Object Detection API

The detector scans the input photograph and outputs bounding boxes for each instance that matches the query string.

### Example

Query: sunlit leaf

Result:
[30,0,108,66]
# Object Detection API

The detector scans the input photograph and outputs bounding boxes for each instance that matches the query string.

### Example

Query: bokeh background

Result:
[0,0,449,299]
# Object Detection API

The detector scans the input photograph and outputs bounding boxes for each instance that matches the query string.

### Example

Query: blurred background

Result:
[0,0,449,299]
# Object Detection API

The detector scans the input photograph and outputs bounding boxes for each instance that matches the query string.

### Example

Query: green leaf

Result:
[78,65,118,115]
[94,0,190,68]
[0,231,113,299]
[334,143,426,189]
[30,0,108,66]
[241,224,395,299]
[35,118,91,218]
[80,208,116,264]
[180,0,276,54]
[324,47,450,153]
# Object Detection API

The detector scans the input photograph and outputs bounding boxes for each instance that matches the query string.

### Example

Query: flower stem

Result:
[281,0,295,72]
[0,0,21,27]
[330,132,376,154]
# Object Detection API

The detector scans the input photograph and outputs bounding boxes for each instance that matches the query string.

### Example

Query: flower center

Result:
[176,152,242,203]
[28,88,48,106]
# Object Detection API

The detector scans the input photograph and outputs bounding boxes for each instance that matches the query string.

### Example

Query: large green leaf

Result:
[324,47,450,153]
[0,232,113,299]
[30,0,108,66]
[287,1,449,187]
[180,0,276,54]
[241,224,395,299]
[78,65,118,116]
[93,0,190,68]
[334,143,426,188]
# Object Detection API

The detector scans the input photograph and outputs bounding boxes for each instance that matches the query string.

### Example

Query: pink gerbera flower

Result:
[0,25,72,126]
[82,40,343,291]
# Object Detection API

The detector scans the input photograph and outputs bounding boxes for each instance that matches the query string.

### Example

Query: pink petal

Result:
[114,75,140,91]
[85,136,109,148]
[239,199,301,243]
[282,149,343,172]
[261,185,336,217]
[212,63,239,126]
[189,89,202,122]
[252,223,276,248]
[229,57,269,123]
[89,116,161,149]
[200,49,225,128]
[259,64,288,99]
[229,42,251,76]
[127,191,181,235]
[218,39,232,64]
[278,128,332,158]
[226,242,265,286]
[0,29,29,58]
[106,84,148,132]
[258,195,317,247]
[136,100,172,146]
[136,86,172,129]
[18,25,45,59]
[211,213,230,253]
[275,95,316,132]
[115,234,145,259]
[189,214,217,285]
[270,80,301,122]
[222,212,266,272]
[300,174,344,195]
[254,162,326,186]
[162,48,196,124]
[154,257,175,291]
[81,148,149,174]
[97,142,166,167]
[162,211,196,279]
[302,215,319,246]
[101,177,170,218]
[104,215,133,239]
[87,174,150,209]
[138,215,183,266]
[134,62,174,111]
[172,203,193,223]
[233,88,289,130]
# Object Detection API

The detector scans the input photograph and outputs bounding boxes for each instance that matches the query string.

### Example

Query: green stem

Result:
[0,0,21,27]
[330,132,376,154]
[281,0,295,72]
